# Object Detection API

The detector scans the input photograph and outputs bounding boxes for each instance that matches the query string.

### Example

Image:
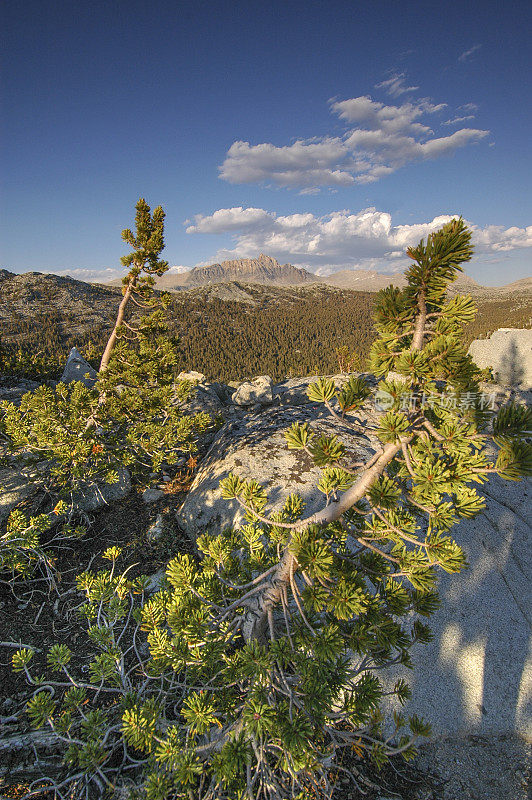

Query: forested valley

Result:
[0,270,531,382]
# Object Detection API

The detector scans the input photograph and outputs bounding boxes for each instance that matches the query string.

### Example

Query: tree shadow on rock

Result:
[383,474,531,739]
[498,340,526,386]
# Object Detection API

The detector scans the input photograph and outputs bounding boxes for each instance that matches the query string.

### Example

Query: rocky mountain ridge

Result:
[137,254,530,295]
[4,262,531,296]
[1,270,530,384]
[322,267,485,293]
[152,253,316,289]
[0,269,121,326]
[146,254,486,293]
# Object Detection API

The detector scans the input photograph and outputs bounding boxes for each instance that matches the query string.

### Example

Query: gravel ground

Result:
[411,734,531,800]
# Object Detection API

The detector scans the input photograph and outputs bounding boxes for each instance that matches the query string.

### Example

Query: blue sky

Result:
[2,0,531,285]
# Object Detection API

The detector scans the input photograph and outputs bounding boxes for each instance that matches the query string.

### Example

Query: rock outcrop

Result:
[60,347,97,388]
[0,376,41,406]
[177,370,206,383]
[176,372,532,743]
[70,467,131,512]
[0,462,132,519]
[0,269,120,330]
[468,328,532,388]
[231,375,273,407]
[0,468,40,523]
[381,470,531,739]
[156,254,317,290]
[177,401,379,538]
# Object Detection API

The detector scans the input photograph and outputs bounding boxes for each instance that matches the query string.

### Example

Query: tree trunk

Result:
[411,289,427,351]
[242,290,431,641]
[243,439,408,641]
[99,279,135,373]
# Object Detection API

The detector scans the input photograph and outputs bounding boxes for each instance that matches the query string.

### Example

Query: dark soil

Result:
[0,485,193,698]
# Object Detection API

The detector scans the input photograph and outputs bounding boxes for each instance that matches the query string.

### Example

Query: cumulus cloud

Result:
[442,115,476,126]
[167,264,191,274]
[473,225,532,251]
[331,95,445,133]
[219,140,356,187]
[419,128,488,158]
[43,264,190,281]
[186,206,274,233]
[219,92,489,189]
[187,205,532,273]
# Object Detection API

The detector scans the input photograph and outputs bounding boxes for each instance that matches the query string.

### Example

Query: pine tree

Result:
[1,200,211,499]
[99,198,169,373]
[14,219,531,799]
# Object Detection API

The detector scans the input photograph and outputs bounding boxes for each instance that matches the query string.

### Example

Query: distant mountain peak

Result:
[157,254,317,290]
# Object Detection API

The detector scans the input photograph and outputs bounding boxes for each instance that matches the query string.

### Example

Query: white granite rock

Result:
[468,328,532,388]
[176,402,380,538]
[60,347,97,388]
[142,488,165,504]
[177,370,205,383]
[70,467,131,512]
[232,375,273,407]
[0,468,40,522]
[381,472,532,738]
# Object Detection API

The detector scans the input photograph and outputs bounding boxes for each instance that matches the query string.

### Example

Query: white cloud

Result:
[459,44,482,63]
[186,206,274,233]
[42,266,123,283]
[375,71,419,97]
[167,264,191,274]
[219,140,355,188]
[330,95,446,133]
[219,93,489,189]
[442,115,475,126]
[420,128,488,158]
[473,225,532,252]
[41,264,193,282]
[187,205,532,274]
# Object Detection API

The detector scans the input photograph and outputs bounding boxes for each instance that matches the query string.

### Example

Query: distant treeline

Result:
[0,312,109,380]
[169,291,376,380]
[1,289,530,382]
[463,298,532,342]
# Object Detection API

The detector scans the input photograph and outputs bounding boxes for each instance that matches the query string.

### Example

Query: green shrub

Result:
[0,507,84,590]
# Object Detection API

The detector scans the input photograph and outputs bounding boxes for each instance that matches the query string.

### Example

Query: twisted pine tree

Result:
[1,199,210,499]
[99,198,170,372]
[14,220,531,799]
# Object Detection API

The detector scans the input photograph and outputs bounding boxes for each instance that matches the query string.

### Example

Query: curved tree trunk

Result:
[242,297,431,641]
[243,439,409,641]
[99,279,135,373]
[411,288,427,351]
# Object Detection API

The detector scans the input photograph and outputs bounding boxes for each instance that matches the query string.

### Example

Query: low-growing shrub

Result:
[0,506,85,592]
